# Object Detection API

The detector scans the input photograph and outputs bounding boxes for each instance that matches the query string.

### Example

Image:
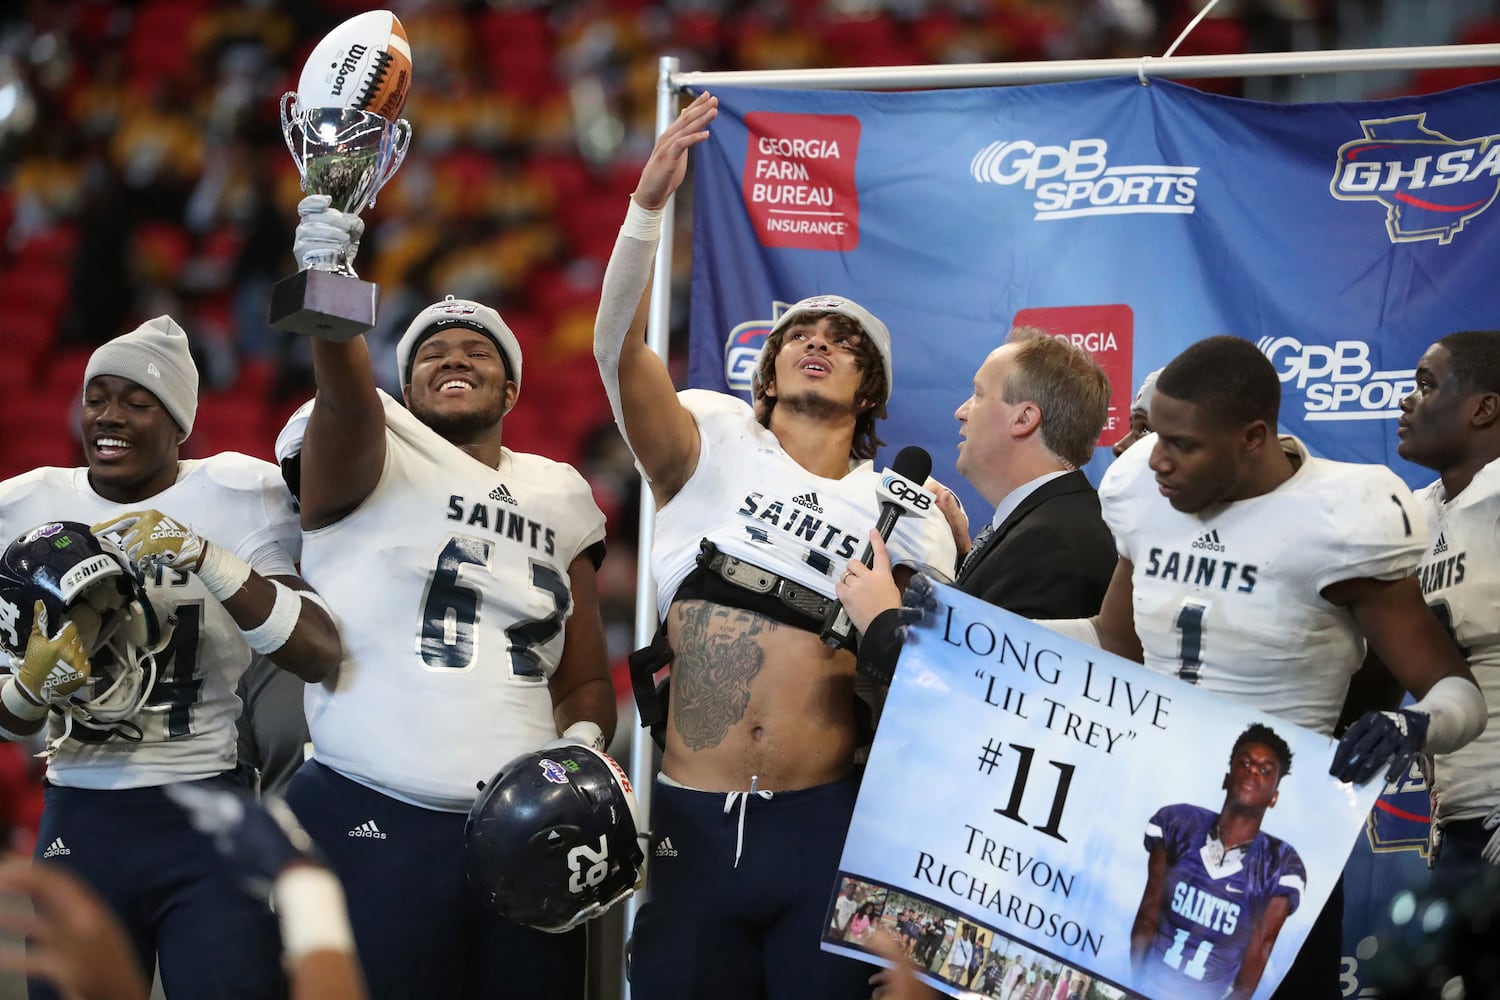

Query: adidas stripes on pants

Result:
[32,775,285,1000]
[284,759,585,1000]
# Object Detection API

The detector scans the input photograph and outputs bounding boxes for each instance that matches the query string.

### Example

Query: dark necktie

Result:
[959,523,995,577]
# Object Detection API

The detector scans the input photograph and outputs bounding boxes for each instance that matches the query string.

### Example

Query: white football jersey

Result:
[1415,457,1500,823]
[652,390,957,620]
[1100,436,1426,734]
[0,458,300,788]
[288,393,606,812]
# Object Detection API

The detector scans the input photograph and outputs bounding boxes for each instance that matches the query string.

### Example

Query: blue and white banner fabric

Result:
[687,77,1500,506]
[824,583,1381,1000]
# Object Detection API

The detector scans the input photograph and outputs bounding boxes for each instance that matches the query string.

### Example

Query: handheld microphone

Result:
[821,445,934,650]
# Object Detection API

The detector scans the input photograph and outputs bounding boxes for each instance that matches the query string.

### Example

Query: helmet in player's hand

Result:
[464,745,645,934]
[0,521,170,739]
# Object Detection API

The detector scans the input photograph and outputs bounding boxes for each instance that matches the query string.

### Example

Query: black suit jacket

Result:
[855,471,1116,682]
[955,470,1116,620]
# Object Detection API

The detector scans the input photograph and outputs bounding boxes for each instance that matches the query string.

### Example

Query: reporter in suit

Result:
[839,328,1116,676]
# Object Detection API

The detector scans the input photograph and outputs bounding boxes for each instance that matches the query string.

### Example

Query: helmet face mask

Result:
[0,521,172,742]
[464,745,646,934]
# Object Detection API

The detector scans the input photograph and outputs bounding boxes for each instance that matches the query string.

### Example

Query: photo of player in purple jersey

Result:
[1130,724,1305,1000]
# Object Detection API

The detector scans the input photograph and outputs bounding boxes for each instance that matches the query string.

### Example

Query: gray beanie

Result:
[83,316,200,438]
[761,295,894,402]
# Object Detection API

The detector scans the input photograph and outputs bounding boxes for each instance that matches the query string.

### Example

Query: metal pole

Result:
[670,42,1500,91]
[620,53,681,1000]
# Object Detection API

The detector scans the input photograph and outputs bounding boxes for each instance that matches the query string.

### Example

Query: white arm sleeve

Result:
[1040,618,1102,648]
[593,200,662,439]
[1414,674,1488,756]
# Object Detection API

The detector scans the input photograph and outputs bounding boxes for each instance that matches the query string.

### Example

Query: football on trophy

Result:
[296,10,411,121]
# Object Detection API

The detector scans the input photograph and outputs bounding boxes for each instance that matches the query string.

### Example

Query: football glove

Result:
[166,782,320,900]
[17,600,91,703]
[853,573,938,685]
[1482,804,1500,867]
[293,193,364,273]
[540,720,607,754]
[92,509,204,575]
[1330,708,1429,785]
[897,573,938,637]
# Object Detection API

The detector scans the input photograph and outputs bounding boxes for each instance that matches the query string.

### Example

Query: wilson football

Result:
[296,10,411,121]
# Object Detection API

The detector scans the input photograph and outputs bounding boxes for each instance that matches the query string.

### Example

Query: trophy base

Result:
[269,269,378,341]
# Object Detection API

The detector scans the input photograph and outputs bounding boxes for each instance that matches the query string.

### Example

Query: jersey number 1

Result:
[417,536,568,676]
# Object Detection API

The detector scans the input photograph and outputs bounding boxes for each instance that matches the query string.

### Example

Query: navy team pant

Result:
[629,774,872,1000]
[284,759,584,1000]
[31,775,285,1000]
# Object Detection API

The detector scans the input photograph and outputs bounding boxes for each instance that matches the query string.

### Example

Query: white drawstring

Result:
[722,775,774,868]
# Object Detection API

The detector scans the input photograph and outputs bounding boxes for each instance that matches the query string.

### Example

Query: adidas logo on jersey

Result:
[1433,531,1449,555]
[654,836,679,859]
[42,838,71,858]
[348,820,388,840]
[489,484,518,505]
[1191,529,1225,552]
[792,492,825,513]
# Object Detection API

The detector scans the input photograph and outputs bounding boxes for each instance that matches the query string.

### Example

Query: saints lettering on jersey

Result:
[735,491,863,573]
[445,494,557,557]
[1141,547,1259,594]
[292,396,607,812]
[1414,460,1500,823]
[1099,437,1424,734]
[650,391,956,620]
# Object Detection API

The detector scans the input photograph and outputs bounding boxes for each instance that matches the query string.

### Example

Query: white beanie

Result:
[84,316,200,438]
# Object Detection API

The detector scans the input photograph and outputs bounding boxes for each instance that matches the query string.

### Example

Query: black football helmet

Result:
[465,744,646,934]
[0,521,170,742]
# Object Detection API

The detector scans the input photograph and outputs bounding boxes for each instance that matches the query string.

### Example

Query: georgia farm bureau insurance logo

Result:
[1258,336,1414,422]
[1331,114,1500,245]
[969,138,1199,220]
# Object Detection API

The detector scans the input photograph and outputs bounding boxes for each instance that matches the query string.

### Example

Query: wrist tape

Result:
[244,582,303,655]
[1412,675,1488,756]
[621,197,663,243]
[2,675,48,721]
[273,865,355,964]
[196,543,253,602]
[563,720,607,752]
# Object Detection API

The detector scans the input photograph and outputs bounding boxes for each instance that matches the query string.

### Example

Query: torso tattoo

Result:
[670,600,779,750]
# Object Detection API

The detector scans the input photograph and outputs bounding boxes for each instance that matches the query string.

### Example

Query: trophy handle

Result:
[367,118,413,211]
[280,92,307,186]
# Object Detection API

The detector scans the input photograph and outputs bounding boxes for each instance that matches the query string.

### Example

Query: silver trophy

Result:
[268,93,412,340]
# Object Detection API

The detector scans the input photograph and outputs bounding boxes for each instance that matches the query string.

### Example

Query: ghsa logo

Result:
[1331,114,1500,245]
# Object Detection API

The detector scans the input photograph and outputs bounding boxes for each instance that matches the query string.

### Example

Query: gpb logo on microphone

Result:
[1257,336,1414,422]
[879,473,934,513]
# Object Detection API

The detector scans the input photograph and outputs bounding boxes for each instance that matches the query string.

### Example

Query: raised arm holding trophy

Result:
[269,10,413,341]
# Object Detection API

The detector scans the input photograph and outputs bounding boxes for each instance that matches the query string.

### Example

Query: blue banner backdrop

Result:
[686,76,1500,506]
[684,75,1500,997]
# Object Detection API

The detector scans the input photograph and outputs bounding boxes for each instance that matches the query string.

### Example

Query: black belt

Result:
[698,541,835,623]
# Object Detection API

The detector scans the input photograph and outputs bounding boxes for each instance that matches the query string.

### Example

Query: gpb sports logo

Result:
[1330,115,1500,244]
[725,299,808,393]
[970,138,1198,220]
[1258,336,1414,422]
